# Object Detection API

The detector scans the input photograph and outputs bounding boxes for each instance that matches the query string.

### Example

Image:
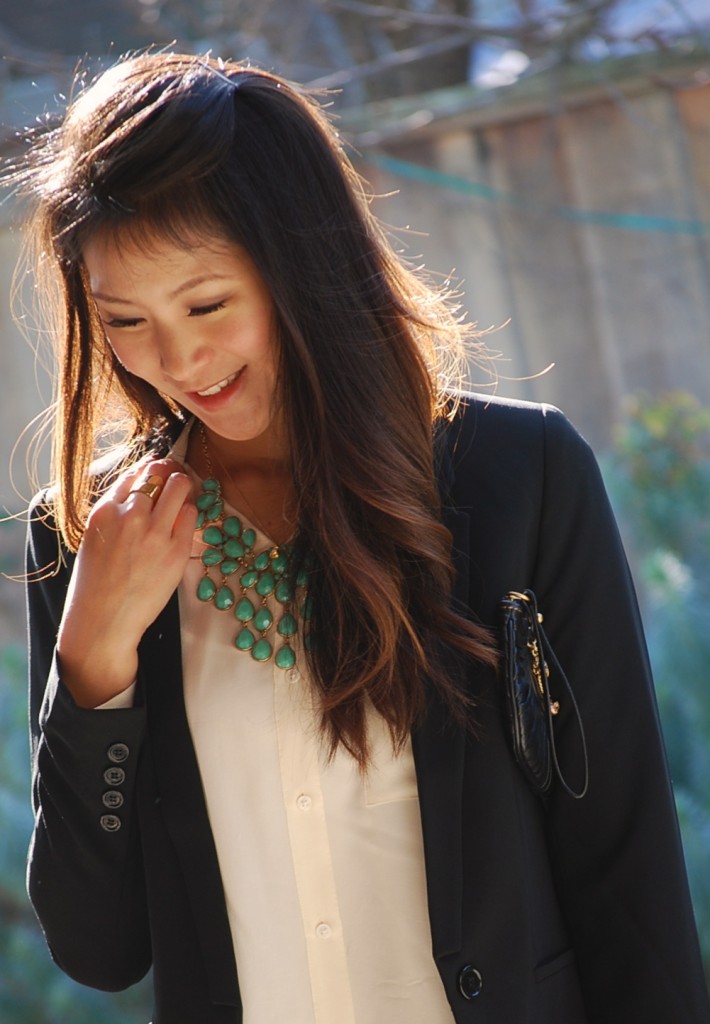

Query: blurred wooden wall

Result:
[348,60,710,451]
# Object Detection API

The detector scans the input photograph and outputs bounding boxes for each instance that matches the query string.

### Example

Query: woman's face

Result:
[83,227,281,450]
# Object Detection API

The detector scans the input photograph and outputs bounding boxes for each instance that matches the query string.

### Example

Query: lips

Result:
[184,366,247,411]
[195,369,242,397]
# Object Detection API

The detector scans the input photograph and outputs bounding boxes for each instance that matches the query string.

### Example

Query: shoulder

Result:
[439,391,595,497]
[447,390,583,448]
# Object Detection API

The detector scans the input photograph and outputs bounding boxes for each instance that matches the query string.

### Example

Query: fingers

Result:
[89,457,196,540]
[110,458,187,506]
[108,454,155,504]
[150,470,196,535]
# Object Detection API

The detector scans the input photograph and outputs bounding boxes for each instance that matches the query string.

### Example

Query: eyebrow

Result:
[92,274,231,305]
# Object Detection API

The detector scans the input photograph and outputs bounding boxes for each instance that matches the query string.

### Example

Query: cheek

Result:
[217,315,276,364]
[104,336,128,368]
[105,336,152,378]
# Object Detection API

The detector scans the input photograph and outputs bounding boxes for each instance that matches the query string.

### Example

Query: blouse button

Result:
[315,922,331,939]
[296,794,312,810]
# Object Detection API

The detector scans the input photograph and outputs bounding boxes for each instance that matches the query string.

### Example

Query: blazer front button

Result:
[102,790,124,809]
[458,964,483,999]
[107,743,130,763]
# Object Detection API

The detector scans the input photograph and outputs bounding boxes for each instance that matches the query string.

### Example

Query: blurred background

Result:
[1,1,709,1020]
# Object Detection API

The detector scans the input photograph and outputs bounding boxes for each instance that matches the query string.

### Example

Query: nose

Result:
[155,322,209,385]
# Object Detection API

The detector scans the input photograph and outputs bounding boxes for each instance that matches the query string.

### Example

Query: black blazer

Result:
[26,394,710,1024]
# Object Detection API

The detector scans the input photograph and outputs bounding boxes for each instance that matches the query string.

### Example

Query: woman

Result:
[16,53,710,1023]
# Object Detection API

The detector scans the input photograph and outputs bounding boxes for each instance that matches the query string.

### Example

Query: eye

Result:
[103,316,144,329]
[188,301,226,318]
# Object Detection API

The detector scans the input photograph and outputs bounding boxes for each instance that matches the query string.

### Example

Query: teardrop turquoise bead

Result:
[197,577,217,602]
[240,570,259,588]
[277,612,297,638]
[274,579,294,604]
[202,525,224,546]
[196,511,206,529]
[296,566,309,587]
[223,516,242,537]
[254,551,270,571]
[205,501,223,522]
[271,553,288,574]
[215,586,235,611]
[252,638,273,662]
[242,528,256,548]
[224,539,245,559]
[221,559,239,575]
[201,548,223,567]
[203,478,220,492]
[254,606,273,632]
[196,491,218,511]
[235,597,255,622]
[272,581,293,602]
[275,645,296,670]
[255,572,275,597]
[235,627,255,651]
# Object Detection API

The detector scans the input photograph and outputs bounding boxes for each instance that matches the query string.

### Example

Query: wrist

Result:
[57,635,140,709]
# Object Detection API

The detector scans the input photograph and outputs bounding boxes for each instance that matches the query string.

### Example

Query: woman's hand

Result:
[57,457,196,707]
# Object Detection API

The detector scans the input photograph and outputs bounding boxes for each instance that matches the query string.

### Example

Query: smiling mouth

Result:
[195,369,242,397]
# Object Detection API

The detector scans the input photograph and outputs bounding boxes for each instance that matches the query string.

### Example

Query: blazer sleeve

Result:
[532,406,710,1022]
[26,494,152,991]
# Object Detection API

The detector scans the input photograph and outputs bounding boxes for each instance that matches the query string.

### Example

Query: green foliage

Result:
[604,391,710,982]
[607,391,710,567]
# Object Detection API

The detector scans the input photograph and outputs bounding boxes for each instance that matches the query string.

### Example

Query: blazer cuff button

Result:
[100,814,122,832]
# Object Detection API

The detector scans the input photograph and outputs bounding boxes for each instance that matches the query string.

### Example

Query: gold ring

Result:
[129,474,164,503]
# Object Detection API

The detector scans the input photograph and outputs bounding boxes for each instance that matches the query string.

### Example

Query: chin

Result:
[205,412,281,447]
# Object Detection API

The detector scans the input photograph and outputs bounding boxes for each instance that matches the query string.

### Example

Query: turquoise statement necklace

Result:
[194,426,310,670]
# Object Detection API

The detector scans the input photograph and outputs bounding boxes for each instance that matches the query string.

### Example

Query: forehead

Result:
[82,224,259,294]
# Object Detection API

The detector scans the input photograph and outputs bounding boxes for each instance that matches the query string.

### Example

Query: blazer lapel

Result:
[412,496,471,961]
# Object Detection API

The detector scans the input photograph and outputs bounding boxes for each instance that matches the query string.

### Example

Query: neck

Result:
[189,418,290,478]
[190,420,295,546]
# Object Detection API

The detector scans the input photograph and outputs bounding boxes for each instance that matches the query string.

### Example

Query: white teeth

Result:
[197,371,239,397]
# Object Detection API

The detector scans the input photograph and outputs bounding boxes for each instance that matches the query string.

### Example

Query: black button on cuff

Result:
[107,742,129,764]
[100,814,122,832]
[104,766,126,786]
[458,964,483,999]
[102,790,124,809]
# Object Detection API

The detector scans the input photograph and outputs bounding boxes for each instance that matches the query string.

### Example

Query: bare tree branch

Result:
[319,0,641,53]
[307,28,478,87]
[320,0,544,38]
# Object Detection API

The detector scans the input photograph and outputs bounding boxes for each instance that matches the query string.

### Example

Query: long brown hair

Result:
[12,53,496,764]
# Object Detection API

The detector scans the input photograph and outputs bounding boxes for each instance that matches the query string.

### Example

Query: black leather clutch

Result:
[500,590,588,799]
